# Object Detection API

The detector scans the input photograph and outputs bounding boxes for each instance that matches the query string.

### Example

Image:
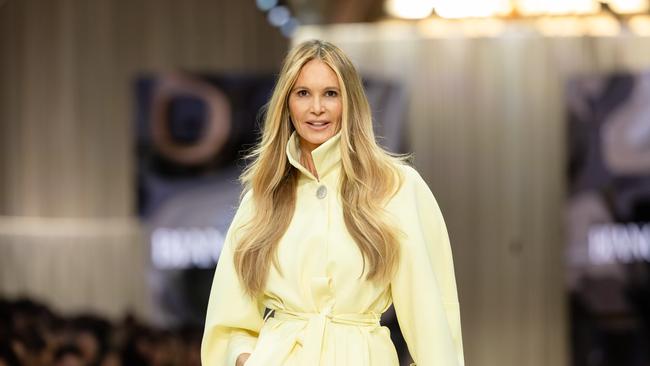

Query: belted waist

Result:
[272,308,381,326]
[269,309,381,365]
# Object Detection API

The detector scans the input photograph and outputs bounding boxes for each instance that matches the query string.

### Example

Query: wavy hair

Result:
[234,40,410,296]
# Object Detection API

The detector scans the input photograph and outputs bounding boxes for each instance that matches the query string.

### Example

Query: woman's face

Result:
[288,59,342,152]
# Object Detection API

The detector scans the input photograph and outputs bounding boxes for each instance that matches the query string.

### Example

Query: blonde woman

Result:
[201,40,464,366]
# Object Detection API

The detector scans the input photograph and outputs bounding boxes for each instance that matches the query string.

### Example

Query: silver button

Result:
[316,185,327,199]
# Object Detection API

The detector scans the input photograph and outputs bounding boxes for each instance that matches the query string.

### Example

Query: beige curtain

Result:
[294,21,650,366]
[0,0,287,320]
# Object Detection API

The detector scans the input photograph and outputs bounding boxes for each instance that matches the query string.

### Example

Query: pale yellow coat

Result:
[201,131,464,366]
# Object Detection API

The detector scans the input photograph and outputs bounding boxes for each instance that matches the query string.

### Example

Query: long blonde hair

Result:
[234,40,409,296]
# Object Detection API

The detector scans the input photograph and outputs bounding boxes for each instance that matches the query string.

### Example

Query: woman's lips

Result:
[306,121,330,131]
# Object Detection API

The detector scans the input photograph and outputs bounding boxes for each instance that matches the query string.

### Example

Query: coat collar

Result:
[286,130,342,181]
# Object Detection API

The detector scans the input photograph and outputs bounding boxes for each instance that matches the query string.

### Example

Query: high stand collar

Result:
[286,130,343,182]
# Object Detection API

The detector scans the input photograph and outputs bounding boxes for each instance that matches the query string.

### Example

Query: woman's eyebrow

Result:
[292,85,340,91]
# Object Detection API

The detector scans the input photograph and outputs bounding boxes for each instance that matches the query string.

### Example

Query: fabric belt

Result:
[271,308,381,366]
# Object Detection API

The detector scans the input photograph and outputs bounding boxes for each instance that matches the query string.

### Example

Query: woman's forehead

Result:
[295,59,340,87]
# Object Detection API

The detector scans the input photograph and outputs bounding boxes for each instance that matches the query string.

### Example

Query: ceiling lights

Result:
[385,0,650,19]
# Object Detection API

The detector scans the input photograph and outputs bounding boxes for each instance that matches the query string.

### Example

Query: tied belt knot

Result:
[269,308,381,366]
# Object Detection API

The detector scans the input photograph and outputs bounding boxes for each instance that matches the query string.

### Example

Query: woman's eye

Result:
[297,90,308,97]
[325,90,338,97]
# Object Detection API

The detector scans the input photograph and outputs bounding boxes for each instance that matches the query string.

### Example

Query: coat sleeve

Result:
[201,191,265,366]
[390,166,465,366]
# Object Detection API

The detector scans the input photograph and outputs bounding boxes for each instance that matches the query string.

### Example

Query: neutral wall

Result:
[0,0,287,319]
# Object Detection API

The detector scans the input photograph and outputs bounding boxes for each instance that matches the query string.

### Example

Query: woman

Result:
[201,40,464,366]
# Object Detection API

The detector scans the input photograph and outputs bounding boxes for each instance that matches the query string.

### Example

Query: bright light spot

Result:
[417,18,507,37]
[583,15,621,35]
[434,0,512,19]
[387,0,648,19]
[385,0,436,19]
[518,0,600,15]
[256,0,278,12]
[606,0,649,13]
[517,0,600,15]
[281,17,300,38]
[629,15,650,35]
[461,18,507,35]
[417,19,455,37]
[535,16,586,36]
[268,5,291,27]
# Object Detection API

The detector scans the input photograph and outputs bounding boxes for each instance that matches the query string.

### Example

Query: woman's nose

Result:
[311,97,324,114]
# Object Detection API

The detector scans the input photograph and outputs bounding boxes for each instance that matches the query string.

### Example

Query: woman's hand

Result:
[236,353,251,366]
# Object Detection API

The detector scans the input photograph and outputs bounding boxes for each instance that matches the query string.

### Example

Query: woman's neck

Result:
[299,145,319,180]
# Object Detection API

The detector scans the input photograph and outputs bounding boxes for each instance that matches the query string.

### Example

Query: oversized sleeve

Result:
[390,166,465,366]
[201,191,265,366]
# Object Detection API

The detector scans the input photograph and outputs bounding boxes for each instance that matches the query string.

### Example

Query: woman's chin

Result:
[298,131,335,150]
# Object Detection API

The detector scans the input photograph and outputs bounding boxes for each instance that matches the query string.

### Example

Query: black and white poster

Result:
[567,70,650,366]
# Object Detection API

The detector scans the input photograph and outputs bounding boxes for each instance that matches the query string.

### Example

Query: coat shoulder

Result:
[393,163,431,196]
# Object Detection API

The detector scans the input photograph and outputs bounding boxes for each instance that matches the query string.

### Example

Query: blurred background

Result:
[2,0,650,365]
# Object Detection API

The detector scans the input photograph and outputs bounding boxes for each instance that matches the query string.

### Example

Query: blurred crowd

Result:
[0,298,202,366]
